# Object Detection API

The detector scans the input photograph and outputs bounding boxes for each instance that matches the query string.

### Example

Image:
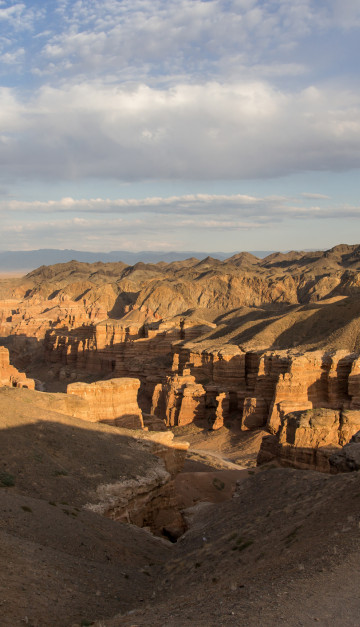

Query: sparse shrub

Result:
[284,525,302,545]
[21,505,32,513]
[238,539,254,551]
[0,471,15,487]
[53,469,68,476]
[233,538,254,551]
[212,477,225,491]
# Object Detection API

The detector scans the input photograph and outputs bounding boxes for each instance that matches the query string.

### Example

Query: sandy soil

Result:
[1,387,360,627]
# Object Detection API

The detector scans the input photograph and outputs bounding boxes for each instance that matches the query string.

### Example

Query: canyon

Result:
[2,244,360,464]
[1,244,360,626]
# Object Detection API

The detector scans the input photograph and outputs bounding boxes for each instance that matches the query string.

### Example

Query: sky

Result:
[0,0,360,254]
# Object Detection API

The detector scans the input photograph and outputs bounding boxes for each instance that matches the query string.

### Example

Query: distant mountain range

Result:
[0,249,276,272]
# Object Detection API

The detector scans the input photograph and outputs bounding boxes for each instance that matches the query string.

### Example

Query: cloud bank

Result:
[0,0,359,251]
[1,81,360,182]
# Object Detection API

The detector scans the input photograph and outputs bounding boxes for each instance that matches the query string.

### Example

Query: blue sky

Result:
[0,0,360,253]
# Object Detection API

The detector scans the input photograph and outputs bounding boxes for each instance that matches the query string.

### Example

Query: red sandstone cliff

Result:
[67,378,144,429]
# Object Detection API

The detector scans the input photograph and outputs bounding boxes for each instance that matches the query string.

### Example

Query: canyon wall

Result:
[257,407,360,472]
[152,346,360,429]
[44,319,178,384]
[67,378,144,429]
[43,318,360,443]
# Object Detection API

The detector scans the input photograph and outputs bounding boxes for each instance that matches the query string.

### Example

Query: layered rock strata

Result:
[329,430,360,472]
[257,407,360,472]
[0,346,35,389]
[150,346,360,430]
[67,378,144,429]
[43,322,360,445]
[44,318,214,383]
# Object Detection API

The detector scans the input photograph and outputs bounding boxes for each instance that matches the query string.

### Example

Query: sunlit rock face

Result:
[0,346,35,390]
[257,407,360,472]
[67,378,144,429]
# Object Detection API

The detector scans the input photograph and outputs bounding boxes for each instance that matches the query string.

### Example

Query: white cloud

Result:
[0,2,43,31]
[301,193,331,200]
[1,190,359,252]
[0,0,348,86]
[1,47,25,65]
[1,192,359,223]
[0,80,359,182]
[0,87,25,130]
[0,193,274,215]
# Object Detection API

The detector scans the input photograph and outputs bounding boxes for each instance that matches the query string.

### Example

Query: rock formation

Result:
[1,247,360,470]
[329,430,360,472]
[67,378,144,429]
[88,430,189,540]
[257,407,360,471]
[0,346,35,389]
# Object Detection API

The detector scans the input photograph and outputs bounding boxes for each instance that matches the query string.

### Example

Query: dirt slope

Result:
[101,467,360,627]
[0,387,172,626]
[1,388,360,626]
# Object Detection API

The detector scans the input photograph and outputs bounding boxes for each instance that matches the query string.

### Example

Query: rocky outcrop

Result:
[267,351,356,434]
[151,371,206,427]
[150,347,360,433]
[67,378,144,429]
[44,318,215,387]
[257,407,360,472]
[329,430,360,473]
[150,346,245,429]
[0,346,35,389]
[86,431,189,540]
[151,366,234,430]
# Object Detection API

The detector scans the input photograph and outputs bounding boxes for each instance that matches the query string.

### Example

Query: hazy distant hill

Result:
[0,249,275,272]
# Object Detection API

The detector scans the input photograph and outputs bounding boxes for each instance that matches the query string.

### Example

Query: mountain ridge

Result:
[0,248,278,272]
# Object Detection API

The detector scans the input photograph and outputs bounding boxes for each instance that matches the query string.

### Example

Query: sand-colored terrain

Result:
[1,246,360,625]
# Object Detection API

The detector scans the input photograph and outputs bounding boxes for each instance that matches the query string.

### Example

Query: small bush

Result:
[0,472,15,487]
[233,539,254,551]
[284,525,302,545]
[21,505,32,513]
[212,477,225,491]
